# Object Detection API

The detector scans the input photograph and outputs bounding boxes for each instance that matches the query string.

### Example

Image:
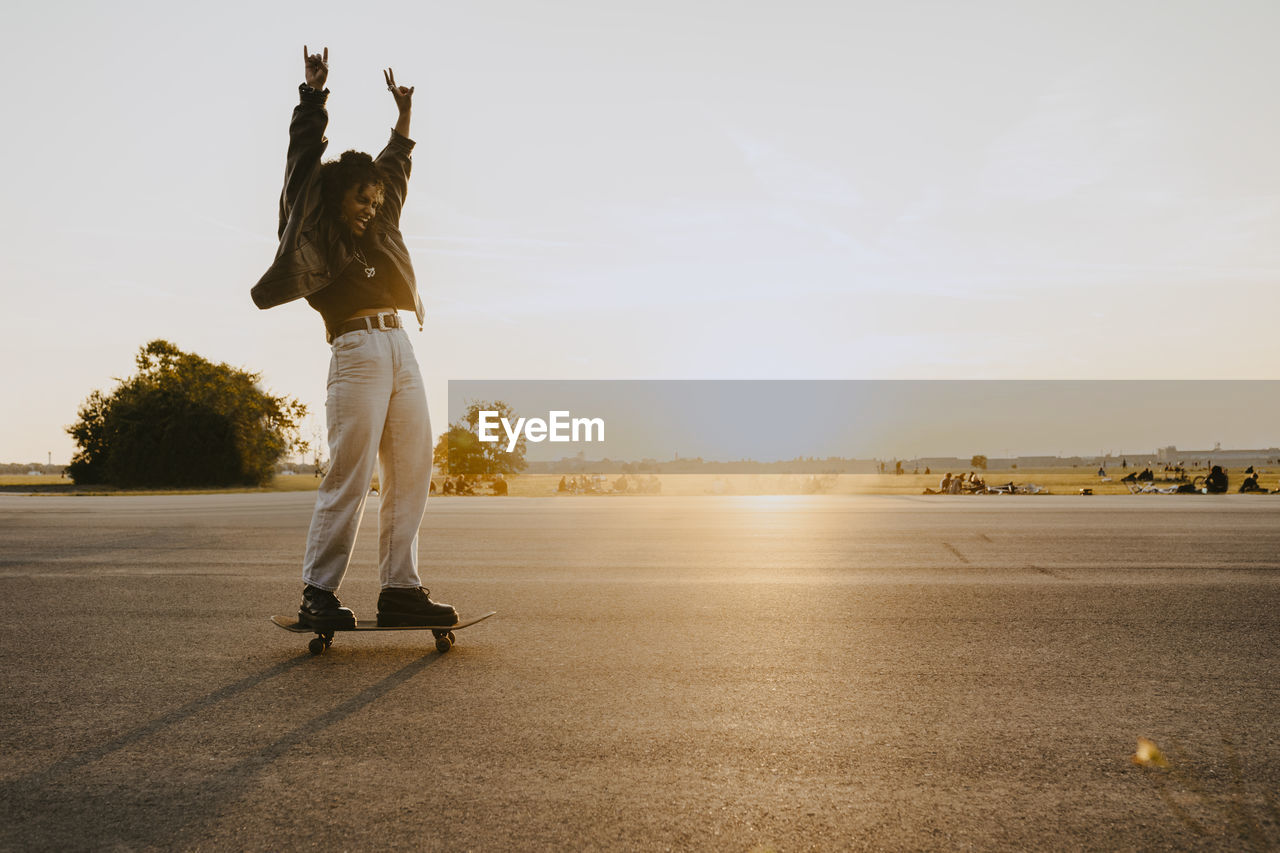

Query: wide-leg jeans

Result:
[302,327,431,591]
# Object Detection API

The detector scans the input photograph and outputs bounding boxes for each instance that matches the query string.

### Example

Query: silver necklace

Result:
[352,248,376,278]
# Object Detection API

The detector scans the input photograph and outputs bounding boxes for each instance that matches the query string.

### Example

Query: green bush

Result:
[67,340,307,487]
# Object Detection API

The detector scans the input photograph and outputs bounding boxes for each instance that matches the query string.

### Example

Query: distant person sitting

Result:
[557,475,568,493]
[1137,468,1154,482]
[1097,466,1106,477]
[491,474,508,496]
[442,477,454,495]
[1203,465,1228,494]
[938,473,952,494]
[1239,473,1264,493]
[948,473,963,495]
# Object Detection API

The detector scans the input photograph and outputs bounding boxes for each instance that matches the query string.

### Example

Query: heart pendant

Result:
[364,267,376,278]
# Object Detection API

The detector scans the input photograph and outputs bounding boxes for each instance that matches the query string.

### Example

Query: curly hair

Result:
[319,150,386,231]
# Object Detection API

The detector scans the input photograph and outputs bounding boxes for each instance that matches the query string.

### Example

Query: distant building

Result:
[1155,446,1280,465]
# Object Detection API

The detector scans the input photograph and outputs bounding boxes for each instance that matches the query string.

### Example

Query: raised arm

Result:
[279,46,331,237]
[374,67,416,228]
[384,67,413,139]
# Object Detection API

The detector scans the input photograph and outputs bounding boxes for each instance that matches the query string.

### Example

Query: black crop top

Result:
[305,245,396,336]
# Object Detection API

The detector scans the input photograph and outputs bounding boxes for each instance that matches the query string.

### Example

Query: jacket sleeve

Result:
[278,85,330,239]
[374,130,415,230]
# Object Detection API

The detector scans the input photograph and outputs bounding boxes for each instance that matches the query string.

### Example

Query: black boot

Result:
[299,584,357,630]
[377,587,458,627]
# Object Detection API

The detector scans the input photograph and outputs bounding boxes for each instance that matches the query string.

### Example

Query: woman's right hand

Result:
[303,45,328,90]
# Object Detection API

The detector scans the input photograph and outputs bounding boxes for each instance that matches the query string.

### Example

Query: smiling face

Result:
[340,183,385,238]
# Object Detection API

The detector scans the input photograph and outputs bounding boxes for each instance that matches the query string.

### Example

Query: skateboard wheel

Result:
[308,637,325,656]
[435,636,452,653]
[447,631,456,644]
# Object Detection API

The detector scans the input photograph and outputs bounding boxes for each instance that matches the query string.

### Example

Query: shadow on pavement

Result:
[11,656,311,791]
[2,652,442,849]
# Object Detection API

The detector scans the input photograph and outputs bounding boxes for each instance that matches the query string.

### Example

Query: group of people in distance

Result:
[1114,463,1279,494]
[430,473,508,496]
[923,471,990,495]
[557,474,662,495]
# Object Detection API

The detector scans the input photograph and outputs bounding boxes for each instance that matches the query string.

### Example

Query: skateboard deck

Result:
[271,611,496,655]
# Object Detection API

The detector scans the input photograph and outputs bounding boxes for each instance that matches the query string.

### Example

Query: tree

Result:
[431,399,528,478]
[66,340,307,487]
[432,425,485,477]
[970,454,988,470]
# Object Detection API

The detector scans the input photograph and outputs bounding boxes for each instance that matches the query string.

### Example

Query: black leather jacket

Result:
[251,85,426,328]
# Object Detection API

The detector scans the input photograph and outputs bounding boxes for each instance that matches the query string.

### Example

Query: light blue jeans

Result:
[302,327,431,591]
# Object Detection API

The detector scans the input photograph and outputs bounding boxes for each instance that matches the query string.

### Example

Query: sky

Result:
[2,0,1279,463]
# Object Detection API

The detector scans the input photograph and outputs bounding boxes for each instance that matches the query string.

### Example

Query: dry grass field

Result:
[0,475,68,487]
[4,465,1276,497]
[454,466,1279,498]
[0,473,322,495]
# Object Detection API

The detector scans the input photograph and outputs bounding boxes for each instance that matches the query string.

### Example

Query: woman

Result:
[252,46,456,630]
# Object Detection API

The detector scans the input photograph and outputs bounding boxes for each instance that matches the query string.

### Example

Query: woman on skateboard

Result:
[252,46,457,631]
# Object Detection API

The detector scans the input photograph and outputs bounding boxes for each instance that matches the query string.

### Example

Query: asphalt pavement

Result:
[1,493,1277,850]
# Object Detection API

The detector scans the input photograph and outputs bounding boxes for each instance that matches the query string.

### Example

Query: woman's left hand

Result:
[384,68,414,113]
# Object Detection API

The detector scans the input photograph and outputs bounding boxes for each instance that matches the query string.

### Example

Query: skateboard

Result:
[270,611,496,655]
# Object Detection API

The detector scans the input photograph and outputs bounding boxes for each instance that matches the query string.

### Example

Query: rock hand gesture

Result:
[383,68,414,113]
[384,68,414,138]
[304,45,328,91]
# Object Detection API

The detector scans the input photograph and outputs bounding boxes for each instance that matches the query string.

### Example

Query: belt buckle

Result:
[377,312,391,331]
